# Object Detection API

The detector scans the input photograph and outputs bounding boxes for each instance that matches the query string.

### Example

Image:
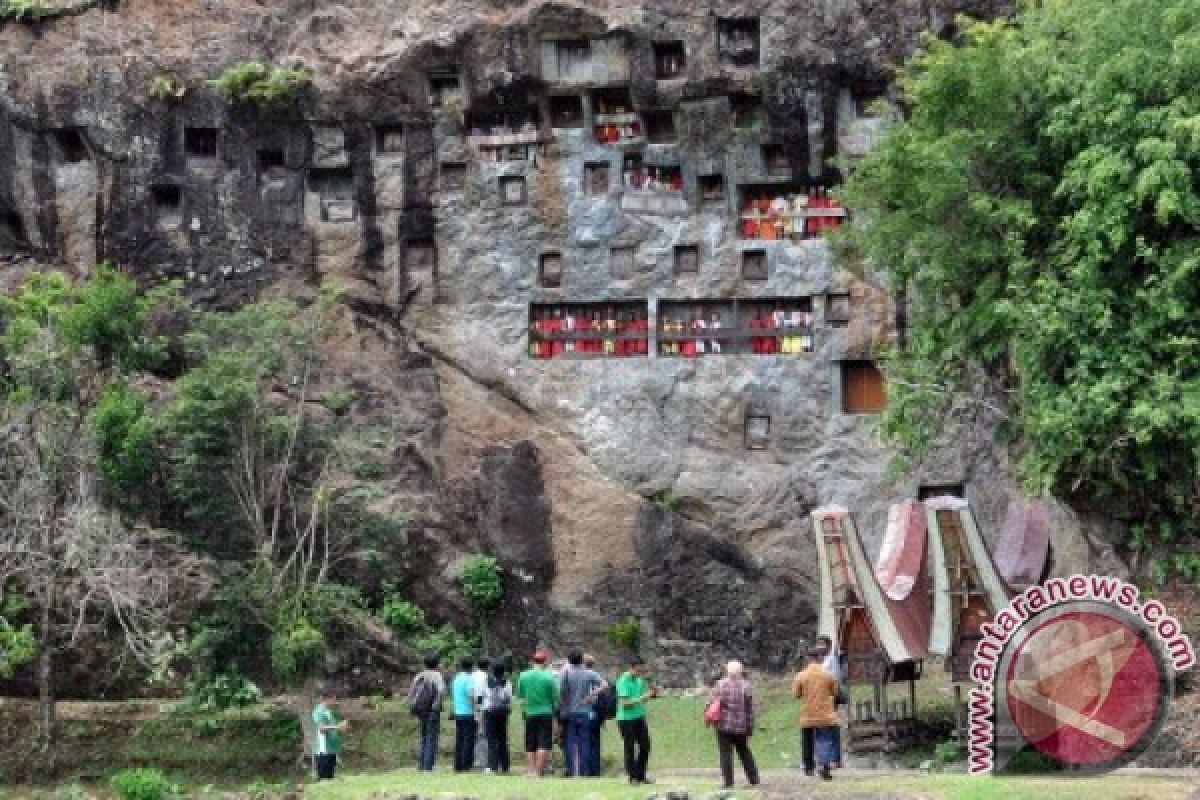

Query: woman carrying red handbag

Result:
[706,661,761,790]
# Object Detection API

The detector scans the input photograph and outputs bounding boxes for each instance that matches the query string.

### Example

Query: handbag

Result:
[704,697,722,727]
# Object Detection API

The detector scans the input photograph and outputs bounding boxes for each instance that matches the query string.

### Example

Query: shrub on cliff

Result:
[840,0,1200,569]
[109,768,178,800]
[211,62,312,107]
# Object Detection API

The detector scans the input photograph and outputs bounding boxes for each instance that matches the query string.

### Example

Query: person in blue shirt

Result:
[452,657,478,772]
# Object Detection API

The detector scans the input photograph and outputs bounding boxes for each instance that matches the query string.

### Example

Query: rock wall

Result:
[0,0,1128,685]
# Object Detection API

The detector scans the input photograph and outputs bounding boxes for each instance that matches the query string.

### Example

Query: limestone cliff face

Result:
[1,0,1126,685]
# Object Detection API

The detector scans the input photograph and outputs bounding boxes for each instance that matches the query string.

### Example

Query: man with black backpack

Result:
[408,653,446,771]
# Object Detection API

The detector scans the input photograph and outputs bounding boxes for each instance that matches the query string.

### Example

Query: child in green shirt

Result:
[313,687,348,781]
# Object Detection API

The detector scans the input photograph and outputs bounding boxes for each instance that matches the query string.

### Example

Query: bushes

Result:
[607,617,642,653]
[211,62,312,107]
[380,596,426,638]
[109,768,177,800]
[0,0,60,21]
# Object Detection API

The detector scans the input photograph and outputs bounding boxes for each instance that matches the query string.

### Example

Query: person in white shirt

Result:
[472,656,491,769]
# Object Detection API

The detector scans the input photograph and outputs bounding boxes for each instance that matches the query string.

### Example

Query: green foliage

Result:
[157,296,332,542]
[53,783,90,800]
[109,768,178,800]
[934,739,966,764]
[268,618,325,683]
[379,595,426,638]
[0,0,59,21]
[606,617,642,653]
[0,601,36,678]
[211,62,313,107]
[178,673,263,713]
[0,266,169,405]
[320,387,358,416]
[91,380,155,497]
[149,74,186,102]
[184,576,268,684]
[460,554,504,619]
[652,489,680,512]
[840,0,1200,558]
[411,623,478,666]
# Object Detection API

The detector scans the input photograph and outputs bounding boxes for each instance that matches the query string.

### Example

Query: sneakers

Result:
[819,765,832,781]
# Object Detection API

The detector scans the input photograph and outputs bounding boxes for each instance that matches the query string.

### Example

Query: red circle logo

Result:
[1005,610,1164,766]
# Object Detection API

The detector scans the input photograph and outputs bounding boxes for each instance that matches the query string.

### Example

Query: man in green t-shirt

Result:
[516,648,559,777]
[615,655,658,784]
[312,687,348,781]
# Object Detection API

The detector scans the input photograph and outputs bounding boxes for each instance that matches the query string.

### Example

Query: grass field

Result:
[2,672,1193,799]
[302,769,1199,800]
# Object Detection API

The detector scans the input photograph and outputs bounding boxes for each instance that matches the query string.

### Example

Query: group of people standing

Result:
[405,647,659,784]
[314,636,846,788]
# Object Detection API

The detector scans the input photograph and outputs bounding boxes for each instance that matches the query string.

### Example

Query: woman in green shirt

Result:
[615,655,658,784]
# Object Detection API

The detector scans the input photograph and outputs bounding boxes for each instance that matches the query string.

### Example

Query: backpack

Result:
[408,673,439,716]
[487,682,512,712]
[594,684,617,721]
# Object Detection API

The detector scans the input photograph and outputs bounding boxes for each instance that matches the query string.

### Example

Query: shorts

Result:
[524,713,554,753]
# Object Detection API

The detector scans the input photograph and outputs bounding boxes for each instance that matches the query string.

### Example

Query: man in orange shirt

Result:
[792,645,839,780]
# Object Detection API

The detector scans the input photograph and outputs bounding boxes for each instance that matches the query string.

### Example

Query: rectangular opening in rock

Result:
[440,162,467,190]
[737,182,843,240]
[918,483,965,501]
[468,106,543,161]
[309,167,356,222]
[428,71,462,107]
[375,125,405,156]
[623,157,682,192]
[644,110,677,144]
[826,292,851,327]
[717,17,760,67]
[554,39,592,82]
[742,249,768,281]
[584,161,611,195]
[610,246,635,280]
[549,95,584,128]
[50,128,90,163]
[529,301,649,359]
[699,173,725,203]
[731,92,763,130]
[538,251,563,287]
[658,298,736,357]
[654,41,686,80]
[592,87,633,115]
[257,148,287,187]
[673,244,699,274]
[500,175,527,206]
[184,127,219,160]
[742,296,814,355]
[0,211,27,248]
[841,360,887,414]
[762,144,790,176]
[744,410,770,449]
[592,87,641,143]
[151,184,182,231]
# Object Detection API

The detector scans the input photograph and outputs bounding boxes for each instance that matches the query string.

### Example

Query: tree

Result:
[0,268,173,757]
[840,0,1200,568]
[460,555,503,650]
